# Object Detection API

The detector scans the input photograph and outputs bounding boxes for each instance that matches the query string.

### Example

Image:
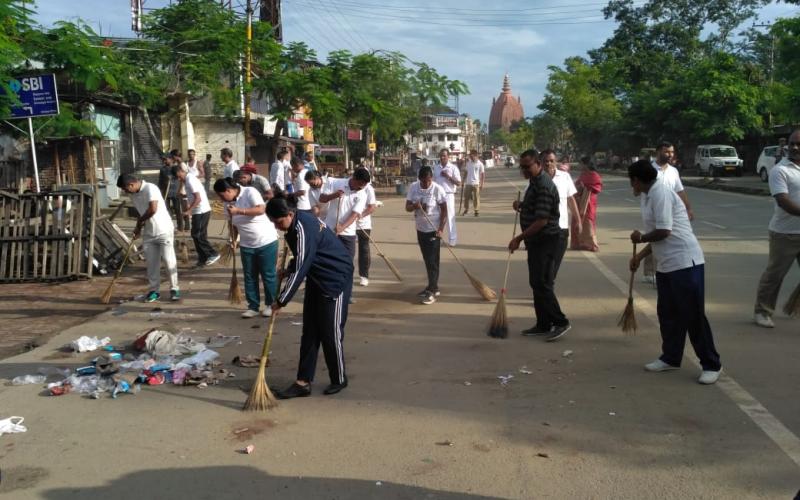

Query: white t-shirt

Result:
[184,173,211,215]
[293,172,311,210]
[309,176,337,220]
[356,184,377,230]
[226,186,277,249]
[652,161,684,193]
[640,181,704,273]
[283,161,293,189]
[552,170,577,230]
[223,159,240,179]
[270,160,285,190]
[324,178,368,237]
[768,159,800,234]
[465,160,485,186]
[434,162,461,194]
[406,181,447,233]
[187,159,201,178]
[131,181,173,239]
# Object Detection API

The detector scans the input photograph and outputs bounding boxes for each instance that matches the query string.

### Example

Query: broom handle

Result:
[112,236,137,282]
[260,239,290,370]
[628,243,637,298]
[335,194,342,234]
[501,192,522,290]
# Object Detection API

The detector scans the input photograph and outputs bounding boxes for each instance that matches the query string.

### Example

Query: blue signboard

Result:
[6,74,60,119]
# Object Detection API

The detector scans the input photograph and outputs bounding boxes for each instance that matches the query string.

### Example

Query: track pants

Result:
[143,233,179,293]
[417,230,440,292]
[297,278,350,385]
[190,211,217,264]
[356,229,371,279]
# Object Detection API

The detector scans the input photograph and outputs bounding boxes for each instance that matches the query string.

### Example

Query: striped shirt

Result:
[519,172,561,242]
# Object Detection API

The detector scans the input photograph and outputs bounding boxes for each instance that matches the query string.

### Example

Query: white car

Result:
[757,145,781,182]
[694,144,744,177]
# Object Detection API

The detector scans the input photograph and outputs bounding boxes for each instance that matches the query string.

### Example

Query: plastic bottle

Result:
[11,375,46,385]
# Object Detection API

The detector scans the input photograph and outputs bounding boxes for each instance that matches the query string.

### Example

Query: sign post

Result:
[4,74,60,193]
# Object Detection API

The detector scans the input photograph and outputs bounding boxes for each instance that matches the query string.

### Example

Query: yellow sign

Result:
[368,142,376,152]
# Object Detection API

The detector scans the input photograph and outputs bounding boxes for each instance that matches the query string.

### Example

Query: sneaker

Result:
[145,291,160,303]
[546,323,571,342]
[277,382,312,399]
[642,274,656,285]
[521,325,551,336]
[359,276,369,287]
[753,313,774,328]
[261,308,272,318]
[241,309,259,319]
[170,289,181,301]
[698,369,721,385]
[421,292,436,305]
[417,289,441,298]
[644,359,680,372]
[323,378,348,395]
[205,254,221,266]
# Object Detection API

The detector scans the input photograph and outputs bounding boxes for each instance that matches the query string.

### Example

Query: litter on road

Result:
[0,416,27,436]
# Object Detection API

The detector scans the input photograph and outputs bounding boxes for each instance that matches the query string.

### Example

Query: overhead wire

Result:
[318,0,372,52]
[309,0,368,53]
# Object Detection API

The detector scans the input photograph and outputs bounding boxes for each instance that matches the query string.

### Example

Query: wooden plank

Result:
[86,190,96,278]
[0,197,7,278]
[66,194,75,276]
[73,192,84,276]
[54,143,62,187]
[42,196,50,278]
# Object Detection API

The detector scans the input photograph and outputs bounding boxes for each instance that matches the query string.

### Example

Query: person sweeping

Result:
[265,197,354,399]
[406,166,448,305]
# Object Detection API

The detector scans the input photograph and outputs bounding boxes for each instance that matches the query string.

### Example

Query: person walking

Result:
[270,150,288,193]
[214,178,279,318]
[406,166,447,305]
[754,129,800,328]
[508,150,570,341]
[542,149,580,275]
[462,149,485,217]
[433,149,461,246]
[356,182,378,287]
[266,197,353,399]
[570,155,603,252]
[174,166,219,268]
[627,159,722,384]
[221,147,240,179]
[117,173,180,302]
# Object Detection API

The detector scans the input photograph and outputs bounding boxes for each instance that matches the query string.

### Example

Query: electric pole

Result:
[244,0,254,147]
[260,0,282,42]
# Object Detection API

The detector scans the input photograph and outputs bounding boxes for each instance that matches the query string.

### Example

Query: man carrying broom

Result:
[213,178,279,319]
[406,166,448,305]
[266,197,353,399]
[627,160,722,385]
[508,150,570,341]
[117,173,180,303]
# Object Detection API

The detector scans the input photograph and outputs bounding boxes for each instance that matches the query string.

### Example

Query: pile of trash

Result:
[9,329,241,400]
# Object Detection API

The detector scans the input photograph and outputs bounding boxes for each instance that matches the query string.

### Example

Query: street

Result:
[0,167,798,499]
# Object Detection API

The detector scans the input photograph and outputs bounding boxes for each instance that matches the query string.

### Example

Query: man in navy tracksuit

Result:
[267,197,354,398]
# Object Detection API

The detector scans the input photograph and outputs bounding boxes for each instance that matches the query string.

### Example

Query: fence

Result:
[0,189,95,282]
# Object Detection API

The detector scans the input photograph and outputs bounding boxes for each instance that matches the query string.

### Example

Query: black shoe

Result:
[521,325,551,336]
[276,382,311,399]
[546,324,571,342]
[323,378,348,395]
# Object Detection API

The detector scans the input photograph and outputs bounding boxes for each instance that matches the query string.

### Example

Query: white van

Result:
[694,145,743,177]
[756,146,782,182]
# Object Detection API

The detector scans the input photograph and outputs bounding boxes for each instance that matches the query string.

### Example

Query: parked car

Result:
[694,145,743,177]
[757,145,781,182]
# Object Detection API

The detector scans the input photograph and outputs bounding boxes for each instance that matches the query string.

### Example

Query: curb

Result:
[598,169,771,197]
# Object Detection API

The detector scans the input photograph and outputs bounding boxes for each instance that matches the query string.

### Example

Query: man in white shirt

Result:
[627,160,722,385]
[754,129,800,328]
[186,149,205,184]
[433,149,461,246]
[355,183,378,287]
[542,149,581,276]
[270,150,288,192]
[406,165,447,305]
[320,168,370,258]
[213,177,279,318]
[305,170,332,218]
[117,173,180,303]
[462,149,485,217]
[289,156,311,211]
[643,141,694,283]
[220,147,240,179]
[174,166,219,268]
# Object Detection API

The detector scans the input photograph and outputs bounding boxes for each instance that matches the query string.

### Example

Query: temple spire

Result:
[502,73,511,93]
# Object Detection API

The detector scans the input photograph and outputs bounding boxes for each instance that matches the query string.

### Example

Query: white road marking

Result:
[583,250,800,469]
[624,198,637,203]
[699,220,727,230]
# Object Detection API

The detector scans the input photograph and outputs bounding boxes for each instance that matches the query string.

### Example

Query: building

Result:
[489,74,524,134]
[405,110,465,160]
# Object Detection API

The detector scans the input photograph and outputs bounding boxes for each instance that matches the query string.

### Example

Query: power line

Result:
[282,10,339,55]
[318,0,372,52]
[302,0,644,16]
[311,0,368,53]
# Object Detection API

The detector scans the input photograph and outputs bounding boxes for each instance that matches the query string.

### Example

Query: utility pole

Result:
[260,0,283,42]
[244,0,254,148]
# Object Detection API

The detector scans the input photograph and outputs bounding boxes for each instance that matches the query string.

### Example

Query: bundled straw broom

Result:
[361,230,403,282]
[783,282,800,318]
[218,221,235,266]
[617,243,638,335]
[419,210,496,301]
[178,237,190,264]
[488,192,521,339]
[100,236,136,304]
[227,237,243,304]
[243,240,290,411]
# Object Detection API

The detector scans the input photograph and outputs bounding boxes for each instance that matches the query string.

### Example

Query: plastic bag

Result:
[11,375,46,385]
[0,416,26,436]
[70,336,111,353]
[176,349,219,369]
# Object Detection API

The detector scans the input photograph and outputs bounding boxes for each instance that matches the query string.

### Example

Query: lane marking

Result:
[699,220,727,230]
[583,250,800,469]
[624,198,637,203]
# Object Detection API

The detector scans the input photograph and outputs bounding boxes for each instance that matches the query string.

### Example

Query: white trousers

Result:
[143,233,179,293]
[445,193,457,246]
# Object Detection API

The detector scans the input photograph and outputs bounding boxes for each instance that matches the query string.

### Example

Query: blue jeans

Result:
[240,241,278,312]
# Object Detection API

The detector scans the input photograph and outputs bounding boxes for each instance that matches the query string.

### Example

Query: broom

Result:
[361,230,403,282]
[218,220,235,266]
[488,192,520,338]
[100,235,136,304]
[227,237,243,304]
[419,210,496,301]
[243,240,289,411]
[178,237,190,264]
[617,243,638,335]
[783,282,800,318]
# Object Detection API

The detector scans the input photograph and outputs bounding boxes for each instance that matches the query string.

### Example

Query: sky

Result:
[32,0,800,124]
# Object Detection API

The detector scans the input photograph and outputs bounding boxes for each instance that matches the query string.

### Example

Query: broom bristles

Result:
[466,269,497,301]
[228,268,244,304]
[179,240,190,264]
[243,375,279,411]
[783,282,800,318]
[100,280,115,304]
[617,298,637,335]
[487,291,508,338]
[218,243,234,265]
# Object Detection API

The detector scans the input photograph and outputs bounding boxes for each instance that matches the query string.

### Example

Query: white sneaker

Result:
[753,313,774,328]
[261,308,272,318]
[644,359,680,372]
[241,309,259,318]
[698,369,721,385]
[359,276,369,287]
[205,254,221,266]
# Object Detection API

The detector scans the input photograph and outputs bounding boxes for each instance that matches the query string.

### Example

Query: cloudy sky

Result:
[33,0,800,123]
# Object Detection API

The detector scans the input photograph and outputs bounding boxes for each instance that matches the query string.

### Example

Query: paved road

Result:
[0,167,797,499]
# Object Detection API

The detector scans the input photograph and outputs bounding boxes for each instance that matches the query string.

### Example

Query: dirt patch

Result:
[0,466,50,493]
[229,419,277,442]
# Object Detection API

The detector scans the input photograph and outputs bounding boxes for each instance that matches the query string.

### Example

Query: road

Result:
[0,167,797,499]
